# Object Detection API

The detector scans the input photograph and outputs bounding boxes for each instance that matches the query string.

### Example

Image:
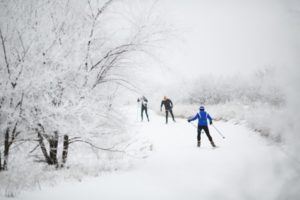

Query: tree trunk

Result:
[36,129,52,164]
[49,131,58,165]
[0,150,2,171]
[3,128,10,170]
[61,134,69,167]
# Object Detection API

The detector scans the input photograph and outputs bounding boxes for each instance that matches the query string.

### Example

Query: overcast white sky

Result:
[157,0,300,79]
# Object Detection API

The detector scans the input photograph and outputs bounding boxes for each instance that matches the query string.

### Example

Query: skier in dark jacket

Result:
[160,96,175,124]
[188,106,216,147]
[137,96,149,121]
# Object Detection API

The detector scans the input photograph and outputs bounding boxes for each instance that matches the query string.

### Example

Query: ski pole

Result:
[137,101,140,121]
[212,124,225,139]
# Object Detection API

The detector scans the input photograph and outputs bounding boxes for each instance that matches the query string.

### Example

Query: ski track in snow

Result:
[6,109,299,200]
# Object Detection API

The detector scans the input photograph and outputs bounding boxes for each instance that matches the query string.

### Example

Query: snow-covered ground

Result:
[5,109,299,200]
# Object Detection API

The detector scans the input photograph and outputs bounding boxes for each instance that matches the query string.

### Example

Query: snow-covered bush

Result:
[184,67,285,106]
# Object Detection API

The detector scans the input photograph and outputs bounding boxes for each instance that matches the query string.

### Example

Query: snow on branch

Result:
[85,0,115,70]
[0,28,11,78]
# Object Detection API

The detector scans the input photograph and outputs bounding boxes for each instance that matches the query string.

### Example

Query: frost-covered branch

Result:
[90,43,134,71]
[69,138,125,153]
[0,28,11,78]
[85,0,115,70]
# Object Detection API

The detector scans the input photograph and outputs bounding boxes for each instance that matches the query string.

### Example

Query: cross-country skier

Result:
[137,96,149,121]
[188,106,216,148]
[160,96,175,124]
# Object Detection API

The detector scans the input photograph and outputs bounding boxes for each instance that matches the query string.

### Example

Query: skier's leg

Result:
[197,126,202,147]
[145,107,149,121]
[141,106,144,121]
[204,126,216,147]
[169,109,175,122]
[165,110,169,124]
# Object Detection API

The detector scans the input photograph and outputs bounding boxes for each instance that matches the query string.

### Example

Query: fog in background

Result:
[134,0,300,102]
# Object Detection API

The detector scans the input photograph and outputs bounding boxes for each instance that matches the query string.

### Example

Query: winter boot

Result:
[210,140,216,148]
[197,140,201,147]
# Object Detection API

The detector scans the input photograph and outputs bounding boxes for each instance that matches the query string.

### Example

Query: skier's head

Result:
[199,106,205,111]
[164,96,167,100]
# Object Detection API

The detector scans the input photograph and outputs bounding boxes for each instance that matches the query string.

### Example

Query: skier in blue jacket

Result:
[188,106,216,147]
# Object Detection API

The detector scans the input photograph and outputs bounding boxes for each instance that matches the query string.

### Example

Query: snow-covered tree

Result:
[0,0,167,170]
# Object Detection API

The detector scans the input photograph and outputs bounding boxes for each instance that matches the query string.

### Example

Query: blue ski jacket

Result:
[189,111,212,126]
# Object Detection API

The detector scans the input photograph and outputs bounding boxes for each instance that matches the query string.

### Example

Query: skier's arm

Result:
[170,100,173,108]
[160,101,163,111]
[188,114,198,122]
[207,114,213,125]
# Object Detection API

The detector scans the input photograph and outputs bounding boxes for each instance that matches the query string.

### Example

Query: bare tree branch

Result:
[15,92,24,111]
[9,121,18,147]
[17,31,26,57]
[36,128,52,164]
[69,139,125,153]
[0,28,11,77]
[90,43,134,71]
[85,0,115,70]
[0,97,5,110]
[92,75,139,93]
[29,144,40,154]
[87,0,95,19]
[37,123,51,142]
[90,42,139,89]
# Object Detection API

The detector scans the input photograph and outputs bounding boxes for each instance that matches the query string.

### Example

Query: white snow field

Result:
[7,109,300,200]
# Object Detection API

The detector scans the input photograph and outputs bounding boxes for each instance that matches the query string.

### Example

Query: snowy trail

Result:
[10,110,298,200]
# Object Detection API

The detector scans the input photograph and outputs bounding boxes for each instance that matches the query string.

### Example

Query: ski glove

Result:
[210,121,212,125]
[187,119,191,123]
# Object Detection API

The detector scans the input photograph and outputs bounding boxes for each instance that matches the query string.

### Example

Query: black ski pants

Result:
[165,109,175,123]
[141,105,149,121]
[197,125,213,142]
